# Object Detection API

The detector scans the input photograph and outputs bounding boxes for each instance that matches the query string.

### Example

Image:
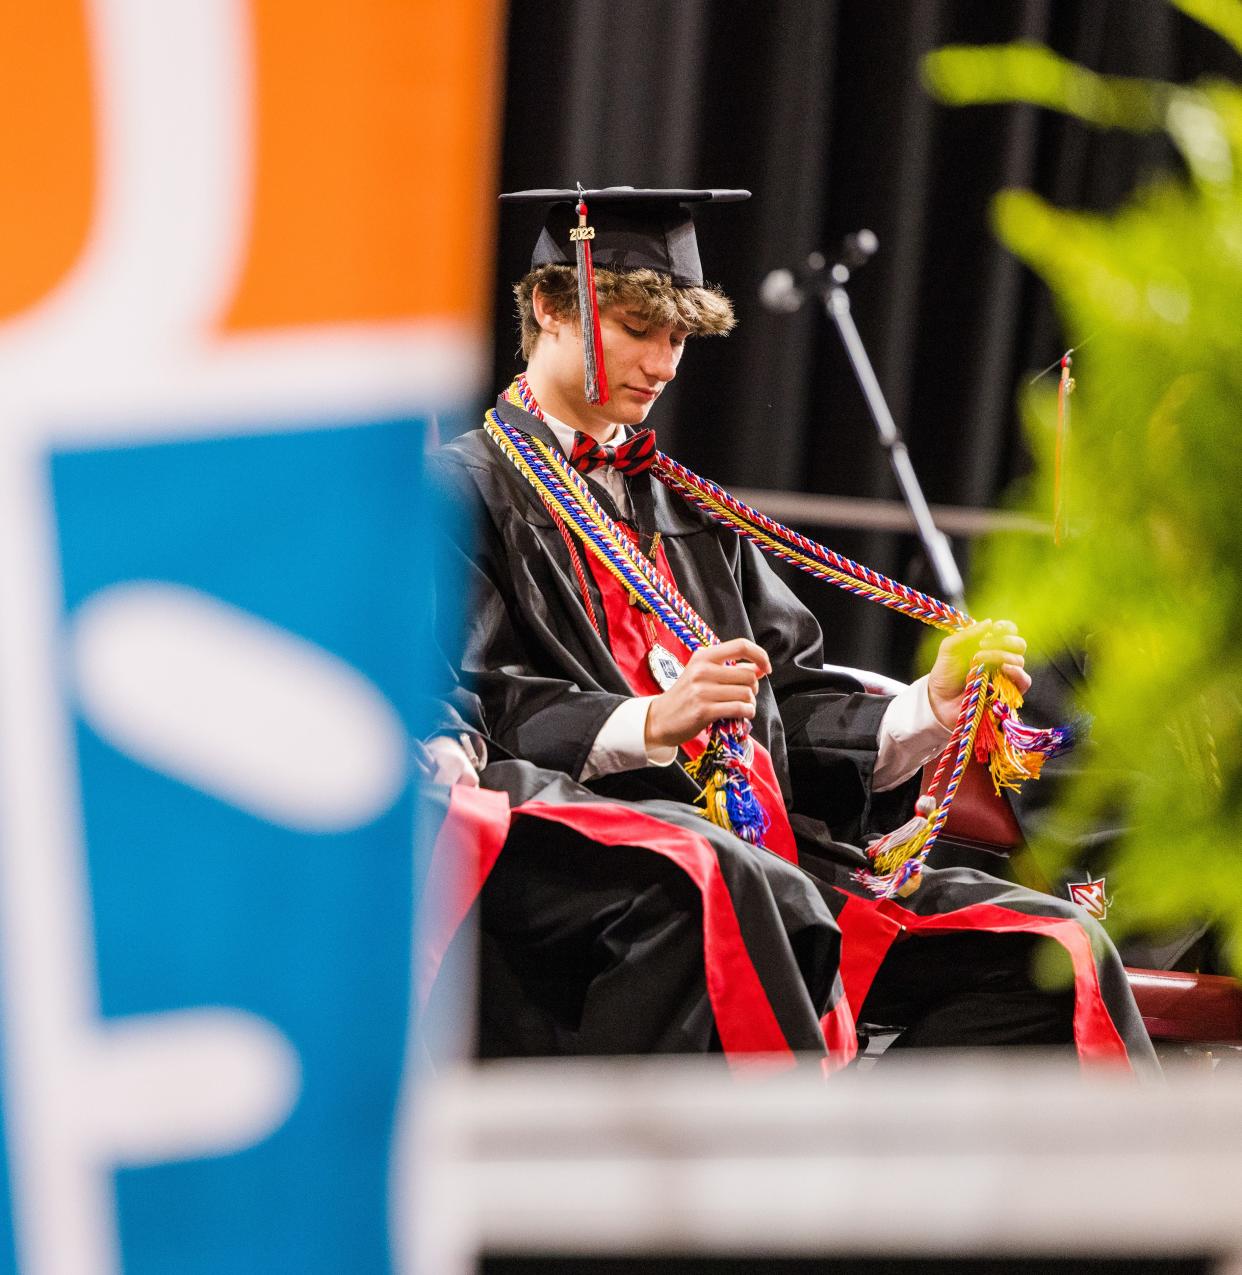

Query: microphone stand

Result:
[810,252,966,610]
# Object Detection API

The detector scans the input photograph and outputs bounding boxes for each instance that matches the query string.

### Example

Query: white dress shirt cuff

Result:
[581,696,679,781]
[872,674,952,792]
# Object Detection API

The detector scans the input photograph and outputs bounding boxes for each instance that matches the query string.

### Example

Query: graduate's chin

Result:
[615,388,659,419]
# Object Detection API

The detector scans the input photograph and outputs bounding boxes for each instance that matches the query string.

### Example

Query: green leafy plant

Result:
[922,1,1242,964]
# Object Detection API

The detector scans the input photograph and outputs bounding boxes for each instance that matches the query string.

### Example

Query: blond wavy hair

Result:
[513,264,736,359]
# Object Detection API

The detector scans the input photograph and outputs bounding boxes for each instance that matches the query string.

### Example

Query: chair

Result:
[824,663,1242,1052]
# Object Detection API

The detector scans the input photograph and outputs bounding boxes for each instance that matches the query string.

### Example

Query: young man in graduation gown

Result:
[419,628,855,1064]
[432,187,1158,1073]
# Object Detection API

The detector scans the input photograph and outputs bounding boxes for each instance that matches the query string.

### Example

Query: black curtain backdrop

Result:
[482,0,1241,677]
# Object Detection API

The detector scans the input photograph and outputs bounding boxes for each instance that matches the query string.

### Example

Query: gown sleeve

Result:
[430,449,631,780]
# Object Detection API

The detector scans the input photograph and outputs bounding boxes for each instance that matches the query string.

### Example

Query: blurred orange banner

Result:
[0,4,503,1273]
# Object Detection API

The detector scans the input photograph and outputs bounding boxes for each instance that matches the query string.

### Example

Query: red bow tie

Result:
[568,429,657,476]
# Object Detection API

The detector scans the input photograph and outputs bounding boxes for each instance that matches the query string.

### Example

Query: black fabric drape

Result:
[483,0,1241,675]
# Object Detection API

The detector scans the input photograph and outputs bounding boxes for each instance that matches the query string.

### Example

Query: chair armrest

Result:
[1126,967,1242,1046]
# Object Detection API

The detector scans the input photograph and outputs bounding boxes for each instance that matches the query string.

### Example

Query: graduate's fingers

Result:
[683,648,760,693]
[707,699,758,722]
[949,619,992,642]
[423,736,482,787]
[699,680,757,708]
[704,663,762,690]
[977,642,1025,664]
[709,672,759,701]
[1001,663,1032,695]
[991,635,1027,653]
[705,637,772,676]
[690,667,758,700]
[977,628,1027,671]
[978,650,1028,691]
[973,618,1031,694]
[945,620,1028,665]
[983,621,1026,652]
[937,619,992,661]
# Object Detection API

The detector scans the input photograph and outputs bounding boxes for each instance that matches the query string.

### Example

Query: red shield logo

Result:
[1067,873,1113,920]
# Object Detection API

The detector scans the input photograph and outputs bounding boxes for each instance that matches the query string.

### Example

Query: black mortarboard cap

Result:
[500,187,750,288]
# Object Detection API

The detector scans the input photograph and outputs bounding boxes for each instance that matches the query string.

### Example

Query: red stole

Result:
[834,892,1132,1068]
[579,520,800,864]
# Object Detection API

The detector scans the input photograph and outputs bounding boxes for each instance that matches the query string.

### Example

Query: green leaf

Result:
[1168,0,1242,57]
[928,12,1242,970]
[922,41,1169,131]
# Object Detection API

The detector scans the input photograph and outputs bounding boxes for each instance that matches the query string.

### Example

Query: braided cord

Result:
[654,453,970,632]
[925,660,989,841]
[856,659,990,898]
[484,410,718,652]
[551,513,602,636]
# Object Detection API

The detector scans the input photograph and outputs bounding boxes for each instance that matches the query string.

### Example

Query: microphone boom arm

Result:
[823,280,965,608]
[766,234,966,609]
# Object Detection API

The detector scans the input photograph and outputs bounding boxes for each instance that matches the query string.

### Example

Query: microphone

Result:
[760,230,878,313]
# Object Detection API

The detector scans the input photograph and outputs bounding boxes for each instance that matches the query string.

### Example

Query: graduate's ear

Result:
[531,283,568,338]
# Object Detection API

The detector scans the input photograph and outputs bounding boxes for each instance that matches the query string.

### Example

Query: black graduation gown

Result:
[430,394,1159,1073]
[419,520,856,1064]
[431,760,853,1062]
[433,397,908,840]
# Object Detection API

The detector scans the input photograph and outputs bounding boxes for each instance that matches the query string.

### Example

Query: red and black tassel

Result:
[570,189,610,406]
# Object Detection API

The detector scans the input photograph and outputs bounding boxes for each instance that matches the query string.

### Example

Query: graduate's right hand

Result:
[644,638,772,749]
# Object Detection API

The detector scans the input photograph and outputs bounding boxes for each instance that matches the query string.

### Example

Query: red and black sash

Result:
[421,783,856,1070]
[834,892,1133,1067]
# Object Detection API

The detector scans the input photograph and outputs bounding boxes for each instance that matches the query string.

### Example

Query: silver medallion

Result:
[647,643,685,691]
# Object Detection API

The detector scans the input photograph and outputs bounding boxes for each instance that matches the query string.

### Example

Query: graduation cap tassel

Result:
[1054,352,1074,546]
[571,192,610,406]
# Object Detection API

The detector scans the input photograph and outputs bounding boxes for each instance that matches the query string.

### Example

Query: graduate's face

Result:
[596,306,688,423]
[529,289,688,435]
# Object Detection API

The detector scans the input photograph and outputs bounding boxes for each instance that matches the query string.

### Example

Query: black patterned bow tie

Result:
[568,428,656,476]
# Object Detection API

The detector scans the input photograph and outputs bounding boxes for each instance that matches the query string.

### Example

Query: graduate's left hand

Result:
[416,735,481,788]
[927,619,1031,730]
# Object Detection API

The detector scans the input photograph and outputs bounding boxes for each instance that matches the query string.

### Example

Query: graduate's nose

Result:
[641,334,680,383]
